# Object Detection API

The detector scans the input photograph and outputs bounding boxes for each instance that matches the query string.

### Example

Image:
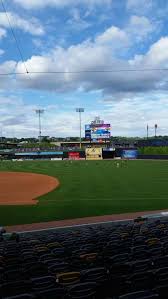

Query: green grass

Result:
[0,160,168,226]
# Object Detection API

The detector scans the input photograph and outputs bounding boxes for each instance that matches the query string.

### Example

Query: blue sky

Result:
[0,0,168,137]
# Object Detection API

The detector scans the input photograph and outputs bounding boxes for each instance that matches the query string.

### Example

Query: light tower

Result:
[147,124,149,139]
[76,108,84,149]
[35,109,44,142]
[155,124,158,137]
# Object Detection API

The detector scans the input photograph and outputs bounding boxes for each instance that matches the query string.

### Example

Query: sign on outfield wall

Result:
[51,158,62,161]
[122,149,138,159]
[68,152,80,160]
[85,148,103,160]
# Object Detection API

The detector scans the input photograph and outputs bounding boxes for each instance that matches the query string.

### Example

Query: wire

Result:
[0,72,27,76]
[0,0,168,77]
[29,68,168,74]
[0,68,168,76]
[0,0,29,73]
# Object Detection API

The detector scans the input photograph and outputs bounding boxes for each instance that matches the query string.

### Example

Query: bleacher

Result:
[1,217,168,298]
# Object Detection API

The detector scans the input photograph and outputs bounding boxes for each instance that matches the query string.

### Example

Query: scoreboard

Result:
[85,123,111,140]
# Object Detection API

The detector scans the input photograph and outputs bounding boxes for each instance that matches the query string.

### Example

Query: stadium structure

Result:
[1,125,168,299]
[0,113,168,297]
[1,2,168,298]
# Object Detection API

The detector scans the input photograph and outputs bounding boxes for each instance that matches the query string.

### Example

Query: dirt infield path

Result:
[5,209,168,233]
[0,172,59,205]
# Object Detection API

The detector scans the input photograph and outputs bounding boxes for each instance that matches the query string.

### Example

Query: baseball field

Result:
[0,159,168,226]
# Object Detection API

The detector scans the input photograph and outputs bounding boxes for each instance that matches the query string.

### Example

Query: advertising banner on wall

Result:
[122,149,138,159]
[51,158,62,161]
[68,152,80,160]
[85,148,102,160]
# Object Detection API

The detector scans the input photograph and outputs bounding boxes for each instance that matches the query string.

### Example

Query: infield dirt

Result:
[0,172,59,205]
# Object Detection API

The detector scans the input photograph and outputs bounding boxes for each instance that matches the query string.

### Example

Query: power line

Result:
[0,0,168,78]
[0,0,29,73]
[1,68,168,76]
[29,68,168,74]
[0,72,27,76]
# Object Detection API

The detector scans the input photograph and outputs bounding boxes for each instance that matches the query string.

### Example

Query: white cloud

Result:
[0,92,168,138]
[102,94,168,136]
[67,8,91,31]
[0,27,6,39]
[0,61,16,89]
[0,49,5,56]
[12,26,168,96]
[0,60,16,73]
[0,12,44,36]
[13,0,112,9]
[126,0,153,14]
[127,15,155,41]
[144,37,168,66]
[96,26,129,46]
[0,21,167,137]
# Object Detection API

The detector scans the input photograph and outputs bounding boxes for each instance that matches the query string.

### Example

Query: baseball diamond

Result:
[0,159,168,229]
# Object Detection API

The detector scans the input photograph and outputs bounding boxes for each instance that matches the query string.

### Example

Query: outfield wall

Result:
[138,154,168,160]
[4,148,168,160]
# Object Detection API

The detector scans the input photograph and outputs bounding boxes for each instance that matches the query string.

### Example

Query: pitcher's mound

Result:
[0,172,59,205]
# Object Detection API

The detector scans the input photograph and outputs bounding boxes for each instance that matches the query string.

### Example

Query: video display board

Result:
[85,124,111,140]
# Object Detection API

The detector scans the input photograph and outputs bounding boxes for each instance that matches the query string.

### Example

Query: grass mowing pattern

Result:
[0,160,168,226]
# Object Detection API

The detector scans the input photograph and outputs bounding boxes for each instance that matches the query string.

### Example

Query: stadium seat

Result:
[128,271,154,291]
[154,284,168,299]
[0,280,32,297]
[2,216,168,297]
[48,261,69,274]
[67,282,96,299]
[118,290,159,299]
[81,267,108,284]
[109,262,132,276]
[56,271,80,285]
[132,259,152,273]
[23,263,48,278]
[2,269,23,282]
[155,266,168,285]
[2,295,35,299]
[47,242,62,249]
[31,275,57,291]
[35,286,65,299]
[153,255,168,269]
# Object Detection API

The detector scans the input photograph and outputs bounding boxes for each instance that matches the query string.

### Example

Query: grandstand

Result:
[1,216,168,298]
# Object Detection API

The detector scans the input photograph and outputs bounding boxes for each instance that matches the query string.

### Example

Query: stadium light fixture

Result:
[76,108,84,149]
[35,109,44,142]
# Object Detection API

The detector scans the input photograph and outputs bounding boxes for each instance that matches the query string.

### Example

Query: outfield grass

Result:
[0,160,168,226]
